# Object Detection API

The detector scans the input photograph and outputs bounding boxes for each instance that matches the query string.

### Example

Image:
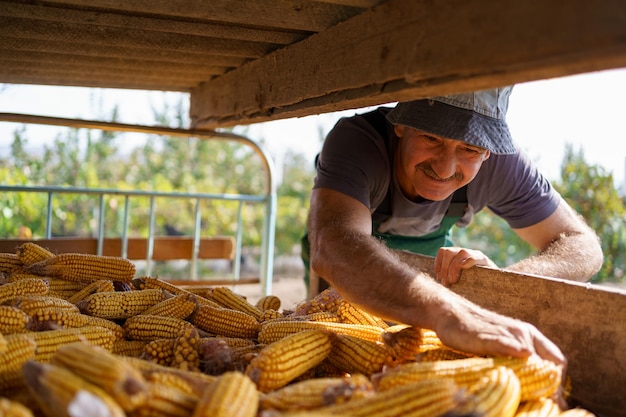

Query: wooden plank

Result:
[396,251,626,417]
[190,0,626,128]
[0,237,235,261]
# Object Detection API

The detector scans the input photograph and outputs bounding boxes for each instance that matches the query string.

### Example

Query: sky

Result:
[1,68,625,190]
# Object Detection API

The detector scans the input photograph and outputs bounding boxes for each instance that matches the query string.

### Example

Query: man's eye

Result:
[463,147,480,154]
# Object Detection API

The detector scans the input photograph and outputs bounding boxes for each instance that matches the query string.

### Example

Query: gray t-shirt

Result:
[313,108,561,237]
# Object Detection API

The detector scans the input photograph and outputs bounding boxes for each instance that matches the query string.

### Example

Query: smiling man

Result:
[301,86,602,363]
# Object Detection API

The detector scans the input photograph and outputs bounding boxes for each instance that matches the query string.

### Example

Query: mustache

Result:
[415,162,463,181]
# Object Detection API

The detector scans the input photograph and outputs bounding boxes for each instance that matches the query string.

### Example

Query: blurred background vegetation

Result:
[0,99,624,285]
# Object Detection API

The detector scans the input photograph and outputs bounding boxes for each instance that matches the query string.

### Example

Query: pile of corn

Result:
[0,242,598,417]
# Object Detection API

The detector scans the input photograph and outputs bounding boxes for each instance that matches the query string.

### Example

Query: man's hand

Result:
[434,247,498,286]
[433,297,566,366]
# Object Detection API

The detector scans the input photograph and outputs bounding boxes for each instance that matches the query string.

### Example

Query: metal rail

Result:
[0,113,277,295]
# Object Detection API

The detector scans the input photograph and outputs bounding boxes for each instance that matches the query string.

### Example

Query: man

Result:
[303,86,603,363]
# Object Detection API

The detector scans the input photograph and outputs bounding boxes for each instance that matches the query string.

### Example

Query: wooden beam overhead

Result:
[190,0,626,128]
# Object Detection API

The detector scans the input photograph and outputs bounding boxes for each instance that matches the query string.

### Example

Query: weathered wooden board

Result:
[0,237,235,261]
[191,0,626,128]
[398,251,626,417]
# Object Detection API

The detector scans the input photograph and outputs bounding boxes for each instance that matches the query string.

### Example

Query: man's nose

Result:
[430,148,457,179]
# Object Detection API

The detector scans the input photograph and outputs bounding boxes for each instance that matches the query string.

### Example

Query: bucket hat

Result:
[385,86,516,154]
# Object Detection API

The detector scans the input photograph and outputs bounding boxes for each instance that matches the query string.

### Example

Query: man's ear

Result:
[483,150,491,161]
[393,124,405,137]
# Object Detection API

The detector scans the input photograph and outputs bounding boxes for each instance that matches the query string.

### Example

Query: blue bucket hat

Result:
[385,87,516,155]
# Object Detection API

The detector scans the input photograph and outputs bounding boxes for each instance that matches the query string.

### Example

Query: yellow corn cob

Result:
[10,295,79,315]
[171,325,201,371]
[144,371,198,396]
[256,294,282,311]
[318,376,461,417]
[337,300,389,328]
[259,374,374,411]
[245,329,332,393]
[192,371,259,417]
[132,382,199,417]
[0,334,37,391]
[260,309,284,322]
[28,308,125,340]
[375,356,497,391]
[0,278,49,304]
[66,279,115,304]
[0,397,34,417]
[50,342,149,412]
[381,324,446,360]
[515,397,562,416]
[0,253,24,274]
[326,334,393,376]
[142,338,177,366]
[559,408,597,417]
[133,277,223,308]
[27,253,136,282]
[112,339,147,357]
[0,306,31,334]
[416,347,475,361]
[293,287,343,316]
[77,288,166,319]
[210,286,264,321]
[0,333,6,353]
[15,243,55,267]
[494,356,564,402]
[142,292,198,319]
[20,325,116,362]
[267,311,340,324]
[258,320,384,344]
[5,272,49,283]
[44,278,85,298]
[191,305,260,339]
[22,360,126,417]
[460,366,521,417]
[124,314,199,341]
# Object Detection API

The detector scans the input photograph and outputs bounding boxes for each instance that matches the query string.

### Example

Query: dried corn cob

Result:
[326,334,393,376]
[113,339,148,357]
[133,277,222,307]
[210,286,264,321]
[559,408,597,416]
[27,253,136,282]
[5,273,49,283]
[259,374,374,411]
[44,278,85,297]
[258,320,384,344]
[318,376,461,417]
[416,347,475,361]
[0,334,37,391]
[256,294,281,311]
[171,325,201,371]
[0,333,6,353]
[76,288,166,319]
[132,381,198,417]
[142,338,177,366]
[260,309,284,322]
[124,314,199,341]
[0,306,31,334]
[293,287,343,316]
[375,356,497,391]
[66,279,115,304]
[192,371,259,417]
[22,360,126,417]
[494,356,563,402]
[50,342,149,412]
[515,397,561,416]
[459,366,521,417]
[0,278,49,304]
[20,325,116,362]
[191,305,260,339]
[0,397,34,417]
[245,329,332,393]
[9,295,79,315]
[381,325,446,360]
[142,293,198,319]
[0,253,24,274]
[337,300,389,328]
[16,243,54,267]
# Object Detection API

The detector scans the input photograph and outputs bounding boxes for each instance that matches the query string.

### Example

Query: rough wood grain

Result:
[191,0,626,127]
[397,251,626,417]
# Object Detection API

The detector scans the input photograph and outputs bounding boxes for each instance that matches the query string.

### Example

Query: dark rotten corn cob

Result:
[27,253,136,282]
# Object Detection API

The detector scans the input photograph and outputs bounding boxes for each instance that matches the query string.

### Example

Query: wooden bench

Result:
[0,236,260,286]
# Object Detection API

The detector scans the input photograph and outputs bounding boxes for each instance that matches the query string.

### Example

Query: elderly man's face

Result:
[393,125,490,202]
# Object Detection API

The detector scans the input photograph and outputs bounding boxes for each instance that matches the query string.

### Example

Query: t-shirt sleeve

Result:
[480,149,561,229]
[313,114,390,210]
